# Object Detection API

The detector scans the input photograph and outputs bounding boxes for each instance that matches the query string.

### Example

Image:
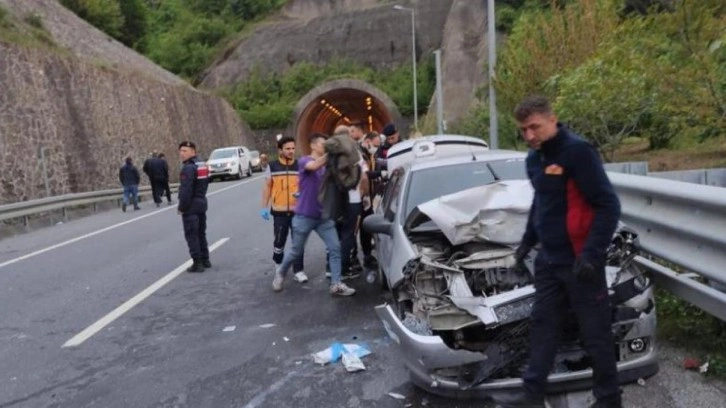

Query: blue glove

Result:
[259,208,271,221]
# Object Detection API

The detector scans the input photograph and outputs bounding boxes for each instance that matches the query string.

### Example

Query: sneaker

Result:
[122,203,127,212]
[272,271,284,292]
[330,282,356,296]
[202,258,212,268]
[293,271,309,283]
[325,271,331,279]
[156,202,161,208]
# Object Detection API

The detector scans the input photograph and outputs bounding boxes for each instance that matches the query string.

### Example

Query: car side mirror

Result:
[363,214,393,236]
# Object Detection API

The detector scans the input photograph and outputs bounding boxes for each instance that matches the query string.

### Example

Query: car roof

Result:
[405,149,527,173]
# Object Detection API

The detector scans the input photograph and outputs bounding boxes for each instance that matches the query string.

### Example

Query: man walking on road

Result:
[492,96,622,408]
[272,133,356,296]
[119,157,141,212]
[261,136,308,283]
[177,141,211,273]
[143,152,166,208]
[157,153,173,205]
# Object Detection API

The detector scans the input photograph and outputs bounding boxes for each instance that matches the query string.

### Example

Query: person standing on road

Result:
[143,152,167,208]
[348,123,377,272]
[272,133,356,297]
[376,123,401,160]
[177,141,211,273]
[261,136,308,283]
[118,157,141,212]
[492,96,622,408]
[157,153,173,205]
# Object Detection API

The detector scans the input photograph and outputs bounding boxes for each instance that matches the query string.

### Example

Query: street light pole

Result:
[487,0,498,149]
[434,49,444,135]
[394,5,418,131]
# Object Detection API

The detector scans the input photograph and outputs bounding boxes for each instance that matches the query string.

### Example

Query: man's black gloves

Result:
[573,256,602,283]
[513,245,532,276]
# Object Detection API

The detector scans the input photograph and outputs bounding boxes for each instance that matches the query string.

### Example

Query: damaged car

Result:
[363,139,658,398]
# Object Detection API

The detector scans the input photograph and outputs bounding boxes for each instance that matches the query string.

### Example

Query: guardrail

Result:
[609,172,726,322]
[0,184,179,226]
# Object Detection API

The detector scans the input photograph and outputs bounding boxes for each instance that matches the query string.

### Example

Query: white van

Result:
[207,146,253,181]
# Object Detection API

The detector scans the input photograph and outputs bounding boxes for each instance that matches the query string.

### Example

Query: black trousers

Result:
[150,179,166,204]
[522,258,619,400]
[338,202,361,270]
[273,213,303,272]
[359,206,374,258]
[182,213,209,261]
[161,180,172,202]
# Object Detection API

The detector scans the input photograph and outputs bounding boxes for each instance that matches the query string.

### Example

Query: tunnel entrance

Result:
[293,79,402,154]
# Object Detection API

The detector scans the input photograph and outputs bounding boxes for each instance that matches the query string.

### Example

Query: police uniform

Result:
[178,145,210,272]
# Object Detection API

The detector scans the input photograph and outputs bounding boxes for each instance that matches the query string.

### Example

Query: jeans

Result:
[122,185,139,207]
[273,213,304,273]
[279,215,342,284]
[522,258,619,400]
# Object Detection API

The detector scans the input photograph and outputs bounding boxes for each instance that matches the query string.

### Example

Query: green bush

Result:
[23,13,43,29]
[222,57,437,129]
[656,288,726,378]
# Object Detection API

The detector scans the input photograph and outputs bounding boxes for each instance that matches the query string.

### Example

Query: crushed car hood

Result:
[405,180,534,246]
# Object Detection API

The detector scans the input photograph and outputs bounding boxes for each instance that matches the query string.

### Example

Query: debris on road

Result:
[312,343,371,368]
[683,357,701,370]
[637,378,646,387]
[699,361,709,374]
[259,323,276,328]
[223,326,236,332]
[283,336,290,342]
[387,392,406,400]
[342,351,366,372]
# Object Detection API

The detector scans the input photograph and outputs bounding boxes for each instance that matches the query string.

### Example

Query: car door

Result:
[240,147,251,173]
[376,169,404,281]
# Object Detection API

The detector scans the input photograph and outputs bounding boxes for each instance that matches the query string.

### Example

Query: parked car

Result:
[249,150,264,172]
[363,135,658,399]
[207,146,253,181]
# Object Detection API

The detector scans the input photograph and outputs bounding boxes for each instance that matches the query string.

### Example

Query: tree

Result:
[60,0,125,39]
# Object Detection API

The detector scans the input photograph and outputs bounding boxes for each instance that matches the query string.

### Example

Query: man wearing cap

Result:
[177,141,211,273]
[377,123,401,160]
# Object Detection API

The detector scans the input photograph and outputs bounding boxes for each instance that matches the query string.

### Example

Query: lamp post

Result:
[393,5,418,131]
[487,0,498,148]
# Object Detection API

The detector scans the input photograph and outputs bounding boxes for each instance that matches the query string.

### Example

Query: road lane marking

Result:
[62,237,230,348]
[0,177,261,270]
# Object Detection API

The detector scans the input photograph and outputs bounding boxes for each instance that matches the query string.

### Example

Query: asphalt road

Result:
[0,175,724,408]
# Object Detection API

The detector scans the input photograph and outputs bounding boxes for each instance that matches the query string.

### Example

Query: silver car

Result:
[363,137,658,399]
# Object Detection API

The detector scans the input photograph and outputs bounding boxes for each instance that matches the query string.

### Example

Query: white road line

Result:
[62,237,230,348]
[0,177,260,270]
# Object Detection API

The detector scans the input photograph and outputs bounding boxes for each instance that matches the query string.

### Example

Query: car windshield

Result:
[209,149,237,160]
[403,158,527,221]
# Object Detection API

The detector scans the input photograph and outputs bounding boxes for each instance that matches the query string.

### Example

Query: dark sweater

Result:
[522,124,621,265]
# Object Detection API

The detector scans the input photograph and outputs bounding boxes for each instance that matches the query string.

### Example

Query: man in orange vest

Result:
[261,136,308,283]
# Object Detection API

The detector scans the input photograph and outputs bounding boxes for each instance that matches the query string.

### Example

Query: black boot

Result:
[187,259,205,273]
[588,392,623,408]
[491,389,545,408]
[202,258,212,268]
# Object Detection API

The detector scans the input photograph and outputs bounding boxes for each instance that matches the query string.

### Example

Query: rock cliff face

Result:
[200,0,456,88]
[0,3,250,205]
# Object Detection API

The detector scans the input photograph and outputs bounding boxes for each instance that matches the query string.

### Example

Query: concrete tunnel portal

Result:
[293,79,402,154]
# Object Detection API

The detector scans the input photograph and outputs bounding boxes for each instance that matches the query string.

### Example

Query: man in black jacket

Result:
[143,152,167,208]
[119,157,140,212]
[493,96,622,408]
[157,153,173,205]
[177,141,210,273]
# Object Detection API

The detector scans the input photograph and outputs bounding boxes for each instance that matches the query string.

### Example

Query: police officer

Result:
[177,141,211,273]
[493,96,622,408]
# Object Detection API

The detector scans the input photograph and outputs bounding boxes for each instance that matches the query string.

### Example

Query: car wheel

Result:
[247,166,253,177]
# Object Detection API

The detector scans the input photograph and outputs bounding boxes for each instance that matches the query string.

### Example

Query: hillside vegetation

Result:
[59,0,285,80]
[456,0,725,162]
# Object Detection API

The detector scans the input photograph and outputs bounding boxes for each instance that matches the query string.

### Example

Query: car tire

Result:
[235,166,243,180]
[247,166,253,177]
